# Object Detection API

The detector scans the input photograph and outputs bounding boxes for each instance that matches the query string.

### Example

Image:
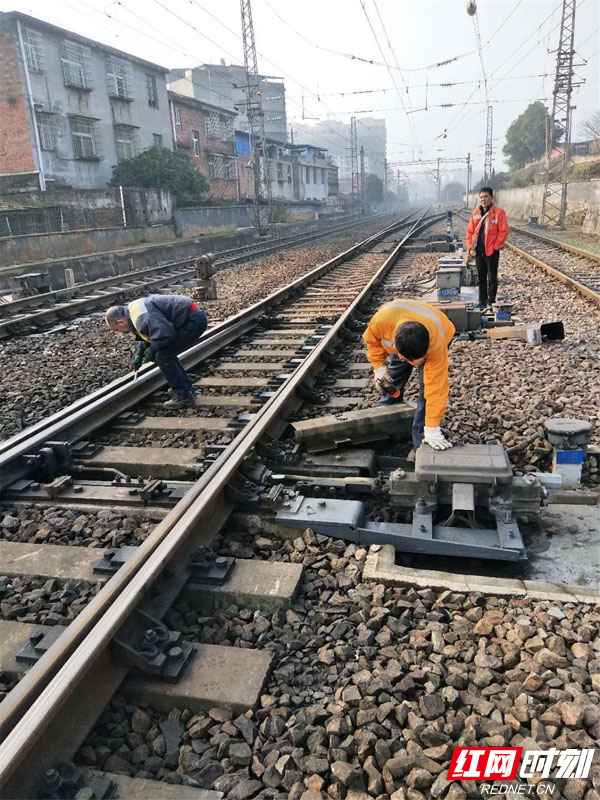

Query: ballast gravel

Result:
[0,219,393,441]
[76,528,600,799]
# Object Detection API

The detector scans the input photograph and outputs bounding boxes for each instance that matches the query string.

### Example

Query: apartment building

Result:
[168,63,287,144]
[288,145,330,202]
[169,92,238,201]
[0,12,172,190]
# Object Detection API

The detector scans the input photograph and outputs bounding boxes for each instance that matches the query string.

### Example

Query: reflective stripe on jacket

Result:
[126,294,200,351]
[465,204,509,256]
[362,299,455,427]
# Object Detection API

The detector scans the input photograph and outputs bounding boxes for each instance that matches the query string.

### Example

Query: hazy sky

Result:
[4,0,599,195]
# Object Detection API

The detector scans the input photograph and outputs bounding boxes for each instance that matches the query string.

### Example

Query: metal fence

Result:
[0,206,125,237]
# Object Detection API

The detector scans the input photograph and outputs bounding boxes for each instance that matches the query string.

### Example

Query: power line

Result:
[262,0,480,74]
[370,0,421,148]
[358,0,419,150]
[286,74,552,99]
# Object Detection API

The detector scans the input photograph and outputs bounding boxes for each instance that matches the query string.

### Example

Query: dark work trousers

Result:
[387,354,425,447]
[476,249,500,305]
[154,309,208,398]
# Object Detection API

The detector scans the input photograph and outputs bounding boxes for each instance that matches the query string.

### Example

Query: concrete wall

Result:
[465,179,600,234]
[173,205,253,237]
[0,228,259,292]
[0,222,176,265]
[0,186,173,225]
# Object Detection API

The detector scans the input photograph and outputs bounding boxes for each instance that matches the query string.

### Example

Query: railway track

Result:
[456,210,600,305]
[507,226,600,306]
[0,212,393,340]
[0,208,447,797]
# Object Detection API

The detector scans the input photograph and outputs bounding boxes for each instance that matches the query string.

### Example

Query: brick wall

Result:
[172,99,237,201]
[0,21,36,175]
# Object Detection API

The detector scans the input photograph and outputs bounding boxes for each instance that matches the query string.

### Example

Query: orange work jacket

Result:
[465,204,509,256]
[362,299,455,428]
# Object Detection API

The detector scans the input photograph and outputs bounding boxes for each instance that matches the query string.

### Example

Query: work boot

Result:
[376,394,403,406]
[406,448,417,462]
[168,387,196,399]
[163,394,195,409]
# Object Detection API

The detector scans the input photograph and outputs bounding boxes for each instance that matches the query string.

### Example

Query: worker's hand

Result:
[373,365,397,396]
[142,347,155,363]
[469,248,476,258]
[133,352,144,370]
[423,426,453,451]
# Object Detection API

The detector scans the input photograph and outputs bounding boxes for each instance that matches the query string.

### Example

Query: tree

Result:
[440,181,465,202]
[502,102,553,171]
[364,173,384,204]
[110,147,209,205]
[580,111,600,144]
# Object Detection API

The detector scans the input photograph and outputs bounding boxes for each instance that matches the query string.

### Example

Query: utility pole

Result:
[466,152,471,207]
[359,145,365,209]
[350,116,359,214]
[483,105,493,184]
[436,157,441,203]
[541,0,580,228]
[383,157,388,212]
[397,169,401,201]
[240,0,276,237]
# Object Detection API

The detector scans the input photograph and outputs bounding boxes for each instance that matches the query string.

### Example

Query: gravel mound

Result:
[0,574,100,626]
[0,221,389,441]
[0,506,154,549]
[77,528,600,798]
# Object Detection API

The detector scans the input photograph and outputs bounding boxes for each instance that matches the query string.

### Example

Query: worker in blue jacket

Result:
[105,294,207,408]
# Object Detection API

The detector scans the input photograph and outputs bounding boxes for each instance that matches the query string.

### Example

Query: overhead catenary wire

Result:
[358,0,419,151]
[187,0,359,147]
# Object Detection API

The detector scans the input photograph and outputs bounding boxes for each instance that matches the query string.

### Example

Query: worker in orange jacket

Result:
[363,299,455,452]
[465,186,509,309]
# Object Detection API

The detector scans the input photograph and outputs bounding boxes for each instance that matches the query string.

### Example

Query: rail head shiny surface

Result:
[0,210,443,790]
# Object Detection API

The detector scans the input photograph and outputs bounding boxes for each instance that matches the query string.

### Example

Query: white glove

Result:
[423,426,453,450]
[373,365,396,395]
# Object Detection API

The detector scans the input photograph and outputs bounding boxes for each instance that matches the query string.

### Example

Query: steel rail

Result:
[505,241,600,307]
[0,209,428,735]
[0,211,419,482]
[456,211,600,307]
[509,224,600,264]
[0,207,443,796]
[0,212,392,329]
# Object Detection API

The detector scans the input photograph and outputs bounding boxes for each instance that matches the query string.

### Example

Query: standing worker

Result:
[105,294,208,409]
[363,299,455,454]
[465,186,509,310]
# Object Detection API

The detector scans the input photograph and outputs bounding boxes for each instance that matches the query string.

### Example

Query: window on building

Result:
[60,41,91,89]
[69,116,98,159]
[192,130,200,157]
[173,106,182,131]
[146,73,158,107]
[305,166,310,184]
[205,112,219,139]
[320,169,325,185]
[287,164,292,183]
[23,28,45,73]
[106,56,133,100]
[152,133,163,148]
[277,162,284,182]
[114,124,138,162]
[208,154,217,179]
[223,157,232,180]
[219,115,234,141]
[313,167,317,184]
[36,111,57,150]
